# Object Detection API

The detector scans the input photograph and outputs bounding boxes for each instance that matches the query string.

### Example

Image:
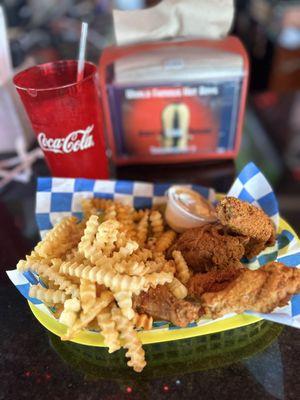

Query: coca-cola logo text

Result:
[37,125,95,154]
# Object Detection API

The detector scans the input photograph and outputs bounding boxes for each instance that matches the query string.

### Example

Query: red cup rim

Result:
[13,60,97,92]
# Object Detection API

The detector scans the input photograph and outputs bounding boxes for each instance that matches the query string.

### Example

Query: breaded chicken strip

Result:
[133,285,202,327]
[169,222,248,272]
[216,197,276,258]
[201,262,300,318]
[187,267,242,298]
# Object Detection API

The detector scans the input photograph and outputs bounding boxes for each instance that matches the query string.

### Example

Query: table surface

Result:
[1,159,300,400]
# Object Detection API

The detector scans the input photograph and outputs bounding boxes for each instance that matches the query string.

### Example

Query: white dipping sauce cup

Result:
[165,186,217,233]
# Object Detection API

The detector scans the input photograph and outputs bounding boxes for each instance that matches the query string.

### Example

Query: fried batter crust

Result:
[133,285,202,327]
[187,267,242,299]
[201,262,300,318]
[216,196,276,244]
[169,223,247,272]
[216,197,276,259]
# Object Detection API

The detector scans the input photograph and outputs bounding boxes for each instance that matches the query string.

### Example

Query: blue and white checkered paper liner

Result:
[7,162,300,330]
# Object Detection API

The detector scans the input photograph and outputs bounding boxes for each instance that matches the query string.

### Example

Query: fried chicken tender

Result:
[133,285,202,327]
[187,267,242,298]
[216,197,276,259]
[201,262,300,318]
[169,223,247,272]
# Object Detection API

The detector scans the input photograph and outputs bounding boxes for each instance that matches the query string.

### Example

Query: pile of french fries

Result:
[17,198,191,372]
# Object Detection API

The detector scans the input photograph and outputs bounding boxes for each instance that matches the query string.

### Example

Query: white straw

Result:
[77,22,89,82]
[0,6,13,85]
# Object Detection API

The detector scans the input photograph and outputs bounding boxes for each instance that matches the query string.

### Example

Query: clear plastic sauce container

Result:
[165,186,217,232]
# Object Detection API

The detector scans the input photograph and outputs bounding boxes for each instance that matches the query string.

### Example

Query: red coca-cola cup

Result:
[13,60,109,179]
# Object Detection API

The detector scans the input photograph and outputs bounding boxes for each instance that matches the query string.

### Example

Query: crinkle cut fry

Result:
[17,253,48,271]
[114,290,135,320]
[94,219,120,256]
[167,277,188,299]
[132,209,147,222]
[81,198,98,218]
[59,298,81,327]
[65,249,86,262]
[80,279,96,313]
[144,270,174,290]
[172,250,191,284]
[111,305,146,372]
[78,215,99,258]
[103,204,117,221]
[29,285,67,304]
[146,236,157,250]
[59,261,147,294]
[162,259,176,274]
[92,198,114,211]
[97,305,121,353]
[133,313,153,330]
[117,204,136,237]
[131,248,152,263]
[155,230,176,253]
[136,211,149,245]
[150,210,164,238]
[111,240,139,263]
[25,261,79,297]
[35,217,79,259]
[64,290,114,339]
[113,259,151,276]
[143,252,168,273]
[83,220,122,264]
[144,260,163,273]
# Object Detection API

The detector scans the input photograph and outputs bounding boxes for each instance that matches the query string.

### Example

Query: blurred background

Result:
[2,0,300,165]
[0,0,299,257]
[3,0,300,91]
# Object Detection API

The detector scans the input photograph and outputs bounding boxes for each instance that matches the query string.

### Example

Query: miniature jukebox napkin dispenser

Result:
[99,36,249,166]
